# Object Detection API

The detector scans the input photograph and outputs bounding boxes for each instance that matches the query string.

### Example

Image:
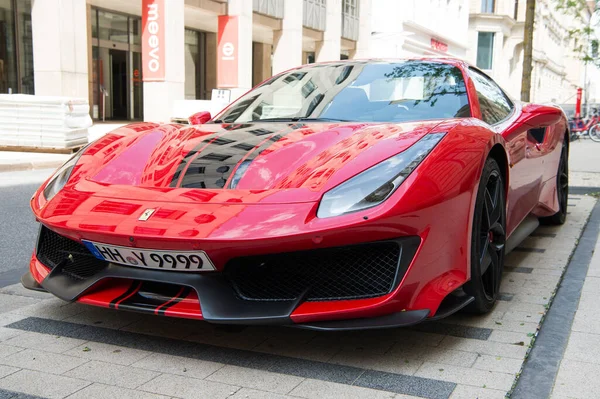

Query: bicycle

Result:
[570,110,600,142]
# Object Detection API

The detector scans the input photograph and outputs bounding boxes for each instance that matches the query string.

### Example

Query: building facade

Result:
[467,0,598,105]
[2,0,597,124]
[370,0,470,59]
[24,0,374,123]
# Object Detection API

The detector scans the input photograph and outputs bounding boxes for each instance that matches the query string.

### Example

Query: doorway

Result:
[110,49,127,120]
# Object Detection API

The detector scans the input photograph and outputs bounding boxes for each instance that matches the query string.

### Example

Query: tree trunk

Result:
[520,0,536,102]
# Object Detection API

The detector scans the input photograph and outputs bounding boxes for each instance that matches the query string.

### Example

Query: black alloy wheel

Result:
[463,158,506,313]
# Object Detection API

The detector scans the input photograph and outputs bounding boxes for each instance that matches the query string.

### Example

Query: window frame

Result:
[476,31,495,70]
[468,67,515,127]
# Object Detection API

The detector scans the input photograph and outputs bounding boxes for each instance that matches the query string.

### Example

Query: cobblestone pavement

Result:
[0,195,593,399]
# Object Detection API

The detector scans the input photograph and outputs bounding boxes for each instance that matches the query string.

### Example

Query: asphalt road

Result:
[0,169,54,287]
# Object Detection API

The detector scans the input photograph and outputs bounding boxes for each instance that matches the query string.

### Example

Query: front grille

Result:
[37,226,108,280]
[225,241,405,302]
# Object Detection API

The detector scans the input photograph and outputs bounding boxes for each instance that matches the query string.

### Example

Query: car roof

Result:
[290,57,471,71]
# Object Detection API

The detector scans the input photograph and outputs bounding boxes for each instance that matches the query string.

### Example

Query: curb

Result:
[0,160,65,173]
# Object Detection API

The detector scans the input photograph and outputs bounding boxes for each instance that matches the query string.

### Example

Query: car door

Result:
[468,68,541,236]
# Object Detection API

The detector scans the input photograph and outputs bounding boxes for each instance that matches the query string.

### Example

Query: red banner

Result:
[217,16,239,88]
[431,38,448,53]
[142,0,165,82]
[576,87,582,118]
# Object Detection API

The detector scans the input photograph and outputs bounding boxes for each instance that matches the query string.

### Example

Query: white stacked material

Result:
[0,94,92,149]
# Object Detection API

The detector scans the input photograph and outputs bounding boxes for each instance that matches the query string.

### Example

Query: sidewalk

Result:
[0,123,125,173]
[569,138,600,189]
[551,211,600,398]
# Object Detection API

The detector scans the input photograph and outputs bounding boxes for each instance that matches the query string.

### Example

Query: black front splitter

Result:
[21,268,432,331]
[294,309,430,331]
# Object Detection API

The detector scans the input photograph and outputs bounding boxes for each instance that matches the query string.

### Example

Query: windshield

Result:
[214,61,470,124]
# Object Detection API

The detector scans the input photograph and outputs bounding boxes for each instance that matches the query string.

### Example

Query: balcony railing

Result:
[341,0,359,40]
[253,0,284,19]
[303,0,326,31]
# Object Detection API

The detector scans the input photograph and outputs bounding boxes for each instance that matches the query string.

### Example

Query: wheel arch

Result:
[487,143,509,199]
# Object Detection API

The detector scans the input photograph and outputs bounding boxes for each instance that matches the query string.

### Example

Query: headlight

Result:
[43,148,85,201]
[317,133,446,218]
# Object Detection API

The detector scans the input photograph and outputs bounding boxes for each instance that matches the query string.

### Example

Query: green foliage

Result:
[554,0,600,65]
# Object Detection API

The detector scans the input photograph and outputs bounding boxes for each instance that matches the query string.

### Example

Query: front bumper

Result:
[25,226,430,329]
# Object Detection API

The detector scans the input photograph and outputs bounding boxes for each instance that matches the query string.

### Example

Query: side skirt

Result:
[505,215,540,254]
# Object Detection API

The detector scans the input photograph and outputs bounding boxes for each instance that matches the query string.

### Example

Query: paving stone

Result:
[563,331,600,364]
[487,330,531,345]
[571,308,600,334]
[138,373,238,399]
[581,276,600,292]
[0,329,22,343]
[414,362,515,391]
[0,369,90,399]
[0,314,27,328]
[327,349,423,375]
[207,365,304,394]
[553,359,600,398]
[389,344,478,368]
[0,295,40,315]
[449,384,508,399]
[289,379,396,399]
[0,365,19,379]
[64,360,160,389]
[65,383,170,399]
[64,307,141,330]
[354,369,455,399]
[229,387,295,399]
[3,331,86,354]
[121,317,196,340]
[131,352,224,379]
[473,354,524,374]
[0,345,23,359]
[11,300,86,321]
[501,310,543,324]
[64,342,152,366]
[0,284,50,300]
[186,327,269,350]
[254,337,341,362]
[0,348,87,374]
[409,322,492,340]
[439,336,527,359]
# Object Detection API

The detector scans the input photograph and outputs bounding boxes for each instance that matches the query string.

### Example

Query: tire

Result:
[540,139,569,225]
[589,125,600,142]
[463,158,506,314]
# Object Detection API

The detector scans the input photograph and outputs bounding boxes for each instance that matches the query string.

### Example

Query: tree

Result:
[555,0,599,65]
[521,0,536,102]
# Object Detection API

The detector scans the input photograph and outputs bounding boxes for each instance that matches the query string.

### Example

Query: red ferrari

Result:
[23,59,569,330]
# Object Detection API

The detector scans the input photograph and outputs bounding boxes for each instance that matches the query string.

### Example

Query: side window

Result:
[469,68,513,125]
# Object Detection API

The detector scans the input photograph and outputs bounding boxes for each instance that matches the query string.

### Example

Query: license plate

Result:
[82,240,216,272]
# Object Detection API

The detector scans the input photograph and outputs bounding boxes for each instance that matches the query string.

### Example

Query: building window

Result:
[185,29,207,100]
[481,0,495,13]
[91,8,143,121]
[0,0,33,94]
[476,32,494,70]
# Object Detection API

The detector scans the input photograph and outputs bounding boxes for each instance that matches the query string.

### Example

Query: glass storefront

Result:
[185,29,208,100]
[91,8,143,121]
[0,0,33,94]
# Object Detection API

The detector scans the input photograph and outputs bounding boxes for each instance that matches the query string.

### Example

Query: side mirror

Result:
[189,111,212,125]
[520,104,563,128]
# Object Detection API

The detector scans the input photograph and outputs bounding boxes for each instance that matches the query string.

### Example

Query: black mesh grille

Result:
[225,241,403,302]
[37,226,108,280]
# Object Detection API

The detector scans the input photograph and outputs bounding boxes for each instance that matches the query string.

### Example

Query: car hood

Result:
[69,120,448,205]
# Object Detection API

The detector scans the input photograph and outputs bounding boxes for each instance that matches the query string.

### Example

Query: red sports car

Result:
[23,58,569,330]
